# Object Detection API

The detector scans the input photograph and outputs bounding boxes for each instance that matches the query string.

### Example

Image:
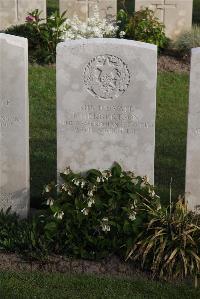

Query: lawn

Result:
[0,271,199,298]
[29,66,189,207]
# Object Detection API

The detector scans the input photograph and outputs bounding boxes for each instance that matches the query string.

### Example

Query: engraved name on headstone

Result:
[57,39,157,181]
[0,34,29,217]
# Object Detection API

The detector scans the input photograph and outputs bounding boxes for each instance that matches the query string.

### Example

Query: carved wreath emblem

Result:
[83,54,130,100]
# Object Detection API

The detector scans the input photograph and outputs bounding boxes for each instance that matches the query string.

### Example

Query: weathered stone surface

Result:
[0,34,29,217]
[0,0,16,30]
[60,0,117,21]
[57,39,157,182]
[135,0,193,39]
[185,48,200,211]
[0,0,46,30]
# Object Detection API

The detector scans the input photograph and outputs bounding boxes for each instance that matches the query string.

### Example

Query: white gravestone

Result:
[0,0,46,30]
[57,39,157,181]
[135,0,193,39]
[0,34,29,217]
[186,48,200,211]
[60,0,117,22]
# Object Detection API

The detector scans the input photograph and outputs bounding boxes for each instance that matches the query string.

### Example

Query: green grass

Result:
[0,271,199,298]
[29,66,56,207]
[29,66,189,207]
[155,72,189,204]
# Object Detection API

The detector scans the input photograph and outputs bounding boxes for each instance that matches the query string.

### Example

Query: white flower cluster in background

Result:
[62,7,119,40]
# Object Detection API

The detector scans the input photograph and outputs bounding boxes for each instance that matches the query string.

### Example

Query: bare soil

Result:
[0,253,148,280]
[0,253,192,285]
[158,54,190,73]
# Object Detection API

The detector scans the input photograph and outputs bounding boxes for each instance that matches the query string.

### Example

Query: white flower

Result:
[102,217,108,222]
[63,167,71,175]
[119,31,126,38]
[62,8,118,41]
[54,211,64,220]
[131,177,138,184]
[96,177,101,183]
[81,181,85,188]
[87,198,95,207]
[46,198,54,206]
[92,185,97,192]
[68,191,72,196]
[88,190,93,197]
[45,185,51,193]
[62,184,68,191]
[129,211,136,221]
[102,170,111,179]
[101,217,111,232]
[101,224,111,232]
[81,208,89,216]
[72,179,80,186]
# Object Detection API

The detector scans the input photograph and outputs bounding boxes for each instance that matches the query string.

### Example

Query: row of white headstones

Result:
[0,33,199,217]
[0,1,193,40]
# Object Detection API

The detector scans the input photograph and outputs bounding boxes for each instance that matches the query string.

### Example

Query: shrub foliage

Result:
[43,162,159,259]
[5,9,67,63]
[0,164,199,286]
[126,199,200,286]
[118,8,167,48]
[173,25,200,56]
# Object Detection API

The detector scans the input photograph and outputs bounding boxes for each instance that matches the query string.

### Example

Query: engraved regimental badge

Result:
[83,54,130,100]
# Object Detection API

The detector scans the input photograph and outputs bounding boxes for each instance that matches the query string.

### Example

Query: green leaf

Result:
[111,162,122,177]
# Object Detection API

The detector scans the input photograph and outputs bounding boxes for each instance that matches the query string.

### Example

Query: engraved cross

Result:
[78,0,97,18]
[152,0,176,23]
[16,0,19,20]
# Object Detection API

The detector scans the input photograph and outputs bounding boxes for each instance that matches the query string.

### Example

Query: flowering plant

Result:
[117,8,167,48]
[25,9,68,63]
[6,7,121,63]
[43,163,160,259]
[63,8,119,40]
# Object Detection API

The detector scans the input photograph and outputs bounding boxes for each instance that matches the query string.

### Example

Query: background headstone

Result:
[0,34,29,217]
[185,47,200,211]
[0,0,46,30]
[18,0,46,22]
[60,0,117,22]
[57,39,157,181]
[135,0,193,39]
